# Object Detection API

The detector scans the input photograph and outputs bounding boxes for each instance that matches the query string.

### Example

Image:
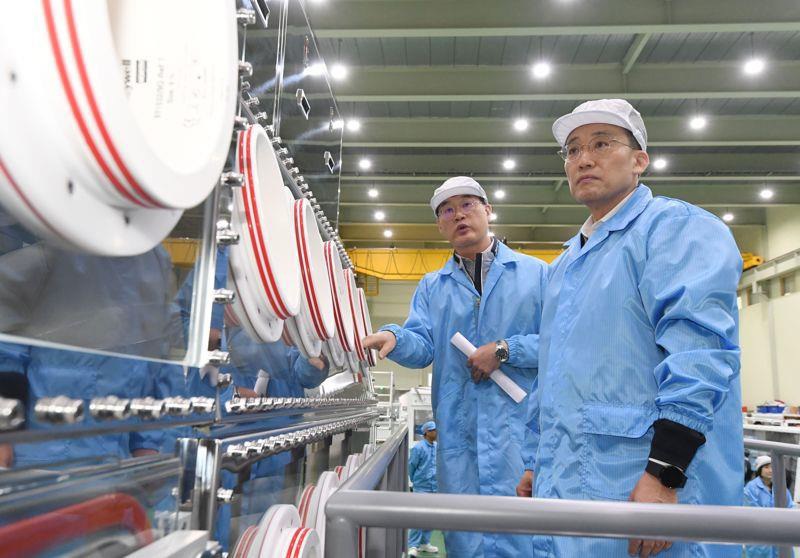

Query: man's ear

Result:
[634,151,650,175]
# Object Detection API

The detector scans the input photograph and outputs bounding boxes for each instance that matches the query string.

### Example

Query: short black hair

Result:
[624,129,642,151]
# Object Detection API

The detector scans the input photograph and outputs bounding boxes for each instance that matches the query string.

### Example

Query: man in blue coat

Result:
[363,176,547,557]
[520,99,744,557]
[408,421,439,557]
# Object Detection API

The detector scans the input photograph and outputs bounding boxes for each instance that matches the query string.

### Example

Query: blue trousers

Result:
[408,527,432,548]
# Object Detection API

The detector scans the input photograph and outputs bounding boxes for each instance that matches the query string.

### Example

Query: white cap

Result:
[430,176,488,216]
[755,455,772,470]
[552,99,648,152]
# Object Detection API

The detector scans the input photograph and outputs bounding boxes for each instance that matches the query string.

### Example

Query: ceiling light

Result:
[374,210,385,221]
[305,62,326,77]
[490,213,498,222]
[330,63,348,80]
[743,58,766,76]
[502,159,516,170]
[358,158,372,170]
[531,61,552,79]
[759,188,774,200]
[383,229,393,238]
[367,188,379,198]
[331,119,344,130]
[722,212,734,223]
[346,119,361,132]
[689,116,707,130]
[652,158,668,170]
[494,189,506,200]
[513,119,529,132]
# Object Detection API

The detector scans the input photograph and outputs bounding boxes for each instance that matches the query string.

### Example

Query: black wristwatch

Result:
[646,458,687,489]
[495,340,509,364]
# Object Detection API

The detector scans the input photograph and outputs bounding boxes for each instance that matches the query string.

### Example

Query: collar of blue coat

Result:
[440,239,520,276]
[563,183,653,249]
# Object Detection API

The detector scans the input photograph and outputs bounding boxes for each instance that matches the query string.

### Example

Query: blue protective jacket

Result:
[528,185,744,557]
[409,439,437,492]
[744,477,794,558]
[382,241,547,557]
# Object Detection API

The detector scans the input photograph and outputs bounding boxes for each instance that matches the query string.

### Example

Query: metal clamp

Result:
[233,116,249,131]
[89,396,131,421]
[34,396,84,424]
[212,289,235,305]
[238,61,253,78]
[130,397,166,420]
[0,397,24,430]
[220,172,244,188]
[190,397,216,414]
[236,8,256,26]
[164,397,193,417]
[216,228,240,246]
[207,351,231,366]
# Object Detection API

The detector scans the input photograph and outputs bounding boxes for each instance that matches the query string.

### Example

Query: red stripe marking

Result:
[242,127,290,318]
[0,156,60,237]
[358,527,364,558]
[289,528,310,558]
[325,243,352,351]
[298,484,315,526]
[239,525,258,558]
[345,270,366,361]
[294,200,326,339]
[42,0,148,207]
[62,0,161,208]
[255,506,282,557]
[238,128,286,319]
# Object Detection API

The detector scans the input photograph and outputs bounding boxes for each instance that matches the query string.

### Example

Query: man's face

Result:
[563,123,649,208]
[425,429,437,442]
[761,463,773,482]
[435,195,491,249]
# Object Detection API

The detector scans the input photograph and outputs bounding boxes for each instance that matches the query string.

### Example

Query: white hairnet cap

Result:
[552,99,648,152]
[430,176,488,216]
[755,455,772,470]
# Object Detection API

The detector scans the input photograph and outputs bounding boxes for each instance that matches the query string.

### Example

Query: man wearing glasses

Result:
[520,99,743,558]
[363,176,547,557]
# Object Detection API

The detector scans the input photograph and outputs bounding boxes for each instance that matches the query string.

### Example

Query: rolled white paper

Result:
[450,332,527,404]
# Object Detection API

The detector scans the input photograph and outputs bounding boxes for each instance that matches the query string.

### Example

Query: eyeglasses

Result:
[437,199,484,222]
[557,136,636,163]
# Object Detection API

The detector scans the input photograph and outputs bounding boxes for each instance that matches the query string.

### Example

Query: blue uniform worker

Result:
[527,99,744,557]
[366,177,547,557]
[408,421,438,555]
[744,456,794,558]
[0,244,186,466]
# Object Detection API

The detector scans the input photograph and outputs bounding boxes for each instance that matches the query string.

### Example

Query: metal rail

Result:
[326,433,800,558]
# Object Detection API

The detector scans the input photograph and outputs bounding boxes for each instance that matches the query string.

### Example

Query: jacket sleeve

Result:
[408,444,420,481]
[380,279,435,369]
[639,213,742,434]
[522,375,541,470]
[289,348,330,389]
[505,263,548,370]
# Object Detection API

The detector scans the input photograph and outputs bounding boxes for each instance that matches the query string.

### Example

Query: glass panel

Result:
[278,0,343,230]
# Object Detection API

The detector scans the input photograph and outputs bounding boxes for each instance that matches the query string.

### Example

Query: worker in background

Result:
[744,455,794,558]
[519,99,743,558]
[408,421,439,557]
[363,176,547,557]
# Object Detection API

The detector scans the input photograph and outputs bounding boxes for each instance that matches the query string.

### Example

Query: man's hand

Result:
[309,355,328,371]
[362,331,396,359]
[627,472,677,557]
[516,469,534,497]
[466,341,499,383]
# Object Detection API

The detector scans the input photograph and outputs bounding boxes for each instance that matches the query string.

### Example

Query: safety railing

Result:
[325,433,800,558]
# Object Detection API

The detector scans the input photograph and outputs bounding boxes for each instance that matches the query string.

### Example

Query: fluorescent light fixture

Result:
[346,119,361,132]
[374,210,385,221]
[513,119,529,131]
[330,63,348,80]
[383,229,393,238]
[652,158,668,170]
[358,158,372,170]
[722,212,734,223]
[331,119,344,130]
[502,159,516,170]
[531,61,552,79]
[689,116,707,130]
[759,188,774,200]
[494,189,506,200]
[743,58,766,76]
[367,188,379,198]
